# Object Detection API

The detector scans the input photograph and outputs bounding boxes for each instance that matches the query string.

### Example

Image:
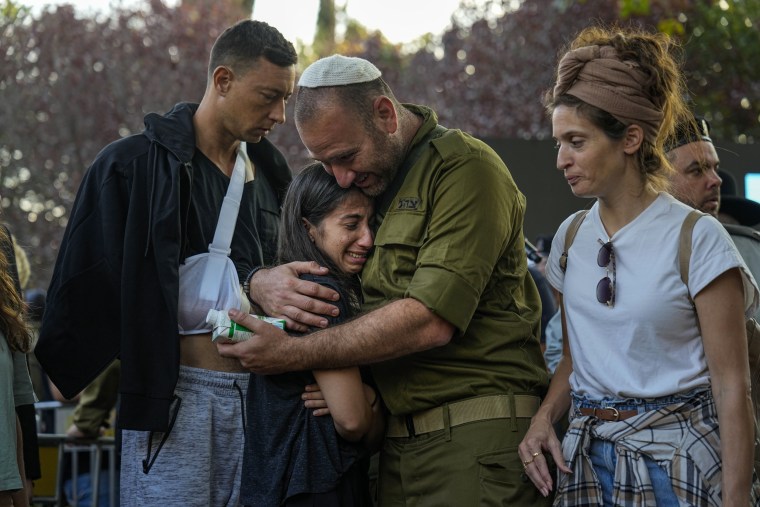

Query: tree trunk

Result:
[180,0,253,16]
[313,0,336,56]
[240,0,254,15]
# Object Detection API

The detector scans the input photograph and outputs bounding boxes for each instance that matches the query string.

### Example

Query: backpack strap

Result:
[559,210,590,273]
[678,210,706,300]
[678,208,760,364]
[677,210,760,473]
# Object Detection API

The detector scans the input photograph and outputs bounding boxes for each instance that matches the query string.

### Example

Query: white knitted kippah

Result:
[298,55,381,88]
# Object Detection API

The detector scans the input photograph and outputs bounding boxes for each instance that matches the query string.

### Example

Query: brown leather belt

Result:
[386,394,541,438]
[579,407,639,421]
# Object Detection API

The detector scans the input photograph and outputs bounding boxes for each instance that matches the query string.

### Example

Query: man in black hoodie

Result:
[36,19,296,506]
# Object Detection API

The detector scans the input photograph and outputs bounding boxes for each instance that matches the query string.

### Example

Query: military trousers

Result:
[377,417,554,506]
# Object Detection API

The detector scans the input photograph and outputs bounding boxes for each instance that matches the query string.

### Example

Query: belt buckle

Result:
[404,414,416,437]
[600,406,620,421]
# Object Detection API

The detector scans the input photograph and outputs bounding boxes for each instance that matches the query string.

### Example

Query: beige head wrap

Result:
[553,45,663,142]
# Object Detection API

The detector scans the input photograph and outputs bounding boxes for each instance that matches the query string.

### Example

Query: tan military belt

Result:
[386,394,541,438]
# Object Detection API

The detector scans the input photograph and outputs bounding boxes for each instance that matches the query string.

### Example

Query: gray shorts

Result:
[120,365,249,507]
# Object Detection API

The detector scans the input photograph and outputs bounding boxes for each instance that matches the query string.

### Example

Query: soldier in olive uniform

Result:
[221,55,550,506]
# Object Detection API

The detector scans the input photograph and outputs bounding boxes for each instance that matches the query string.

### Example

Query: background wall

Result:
[483,138,760,245]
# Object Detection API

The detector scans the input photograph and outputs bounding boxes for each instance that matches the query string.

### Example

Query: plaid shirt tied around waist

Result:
[555,389,760,506]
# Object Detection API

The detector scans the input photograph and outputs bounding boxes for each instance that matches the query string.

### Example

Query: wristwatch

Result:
[242,266,264,305]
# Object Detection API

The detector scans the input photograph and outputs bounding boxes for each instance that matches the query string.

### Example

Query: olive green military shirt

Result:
[364,105,548,416]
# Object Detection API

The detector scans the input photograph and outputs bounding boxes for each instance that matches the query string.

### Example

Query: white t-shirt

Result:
[547,192,759,400]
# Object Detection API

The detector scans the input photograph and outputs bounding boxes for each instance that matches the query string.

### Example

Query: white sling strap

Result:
[198,142,252,297]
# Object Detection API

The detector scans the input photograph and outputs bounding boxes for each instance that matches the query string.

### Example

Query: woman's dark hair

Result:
[277,163,367,307]
[0,226,31,352]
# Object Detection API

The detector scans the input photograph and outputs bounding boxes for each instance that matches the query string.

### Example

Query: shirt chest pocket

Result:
[370,211,429,286]
[375,211,428,248]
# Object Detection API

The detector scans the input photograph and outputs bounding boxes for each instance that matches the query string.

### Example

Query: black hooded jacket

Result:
[36,102,291,431]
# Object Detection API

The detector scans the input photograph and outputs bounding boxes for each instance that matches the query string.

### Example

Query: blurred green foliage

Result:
[1,0,757,289]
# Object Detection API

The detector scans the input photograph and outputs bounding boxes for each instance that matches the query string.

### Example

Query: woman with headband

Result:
[518,26,760,505]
